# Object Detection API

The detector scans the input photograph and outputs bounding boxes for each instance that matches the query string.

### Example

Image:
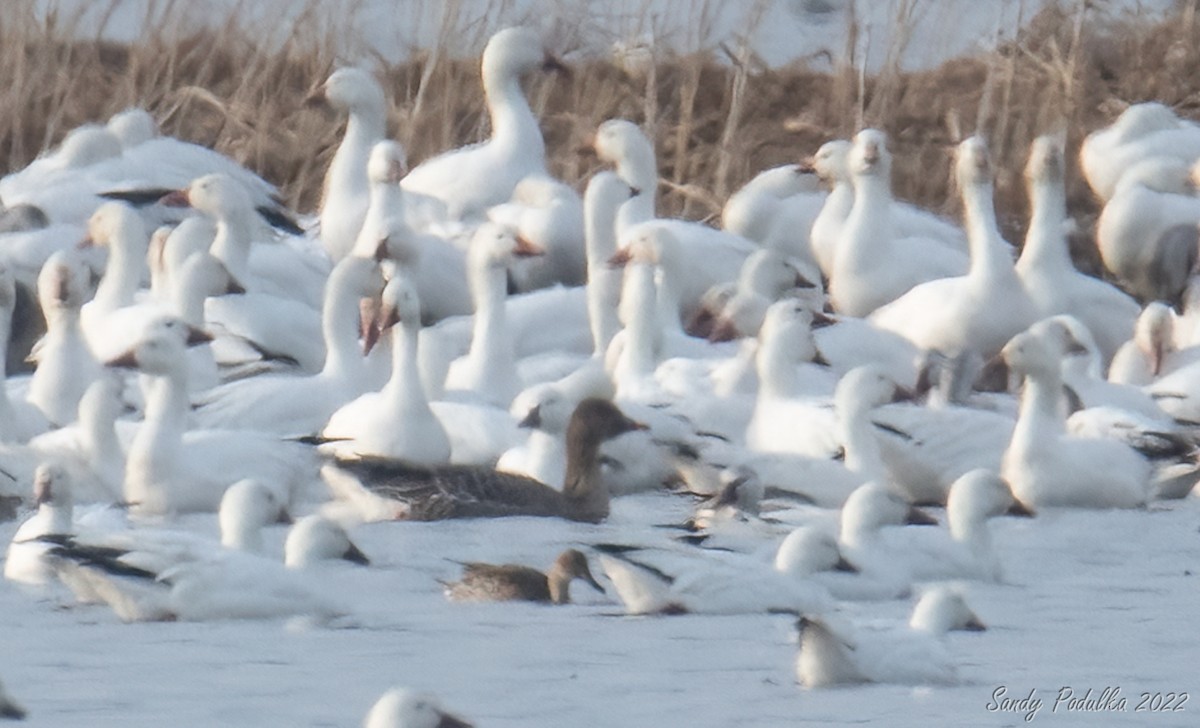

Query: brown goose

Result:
[442,548,603,604]
[321,398,645,522]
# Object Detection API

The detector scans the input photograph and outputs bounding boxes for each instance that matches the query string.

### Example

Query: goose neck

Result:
[1019,179,1071,273]
[961,180,1007,277]
[482,68,543,162]
[837,401,887,483]
[93,239,143,311]
[320,274,367,383]
[141,364,190,449]
[44,501,74,535]
[587,267,621,357]
[210,209,255,282]
[561,435,608,522]
[620,263,659,376]
[756,334,799,399]
[468,264,511,365]
[382,321,430,415]
[1013,368,1066,449]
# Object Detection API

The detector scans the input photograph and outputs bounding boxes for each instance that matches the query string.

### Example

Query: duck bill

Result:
[797,157,817,174]
[342,541,371,565]
[105,349,139,370]
[512,235,545,258]
[186,326,214,346]
[517,404,542,429]
[361,297,382,355]
[905,506,938,526]
[607,247,633,268]
[159,189,191,208]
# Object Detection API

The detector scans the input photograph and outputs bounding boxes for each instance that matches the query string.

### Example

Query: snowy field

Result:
[2,490,1198,726]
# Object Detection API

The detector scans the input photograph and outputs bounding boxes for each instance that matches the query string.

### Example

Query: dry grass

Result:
[3,0,1200,270]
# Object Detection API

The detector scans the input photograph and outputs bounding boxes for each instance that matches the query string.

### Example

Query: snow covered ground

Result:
[2,490,1198,726]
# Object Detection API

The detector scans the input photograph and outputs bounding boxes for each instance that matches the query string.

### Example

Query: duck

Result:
[401,27,564,222]
[442,222,545,407]
[321,271,453,463]
[794,587,985,687]
[107,316,320,515]
[1015,135,1138,365]
[441,548,603,604]
[1080,101,1200,202]
[829,129,969,317]
[1094,157,1200,305]
[191,255,384,435]
[363,688,472,728]
[1000,327,1150,509]
[870,136,1036,368]
[308,67,388,262]
[319,398,645,523]
[26,252,101,427]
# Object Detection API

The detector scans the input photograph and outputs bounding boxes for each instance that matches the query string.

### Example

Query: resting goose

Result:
[441,548,603,604]
[401,27,564,221]
[320,398,644,523]
[829,129,968,317]
[1081,101,1200,202]
[1016,136,1138,365]
[871,136,1036,366]
[364,688,473,728]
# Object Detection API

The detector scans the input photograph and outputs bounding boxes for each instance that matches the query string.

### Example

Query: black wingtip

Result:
[255,205,305,236]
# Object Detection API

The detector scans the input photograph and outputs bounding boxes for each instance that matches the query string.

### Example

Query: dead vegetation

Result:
[1,1,1199,270]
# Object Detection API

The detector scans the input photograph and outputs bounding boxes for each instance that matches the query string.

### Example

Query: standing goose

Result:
[583,172,633,357]
[1016,135,1138,365]
[870,137,1036,388]
[441,548,603,604]
[830,129,968,317]
[27,252,100,426]
[320,398,645,523]
[401,27,564,222]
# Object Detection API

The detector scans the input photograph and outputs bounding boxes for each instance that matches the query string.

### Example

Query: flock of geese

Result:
[1,23,1199,725]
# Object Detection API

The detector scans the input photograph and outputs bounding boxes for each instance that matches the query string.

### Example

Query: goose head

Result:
[849,129,890,179]
[36,251,90,311]
[566,398,646,451]
[593,119,655,179]
[285,515,369,568]
[162,174,252,217]
[367,140,408,185]
[584,171,634,225]
[740,164,820,198]
[106,107,158,148]
[104,316,212,374]
[219,479,290,551]
[482,26,564,81]
[834,365,911,418]
[954,135,992,188]
[309,66,386,114]
[1025,134,1065,187]
[364,688,472,728]
[755,297,824,358]
[56,125,122,168]
[1030,315,1101,379]
[511,175,571,207]
[1001,329,1060,380]
[841,483,936,544]
[807,139,852,185]
[548,548,604,598]
[946,469,1030,538]
[32,461,71,510]
[1134,302,1176,376]
[739,249,818,299]
[908,586,987,634]
[468,221,544,270]
[81,201,147,252]
[775,526,859,576]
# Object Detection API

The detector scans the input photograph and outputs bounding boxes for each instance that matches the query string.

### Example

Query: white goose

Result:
[830,129,968,317]
[1081,101,1200,202]
[78,201,151,355]
[309,67,388,262]
[723,164,824,268]
[1016,136,1138,365]
[364,688,472,728]
[401,27,563,221]
[109,317,319,515]
[795,587,985,688]
[489,174,586,291]
[583,171,632,357]
[192,256,383,435]
[27,252,101,426]
[871,136,1036,365]
[1108,302,1200,385]
[1001,328,1150,509]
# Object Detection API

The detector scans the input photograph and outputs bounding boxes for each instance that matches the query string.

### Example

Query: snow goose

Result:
[0,124,123,224]
[321,272,453,463]
[364,688,472,728]
[583,172,632,356]
[441,548,602,604]
[489,174,586,291]
[1094,157,1200,304]
[592,119,656,234]
[162,173,327,309]
[78,201,151,352]
[704,249,820,341]
[723,164,824,267]
[773,525,908,601]
[192,255,383,435]
[794,587,984,688]
[595,542,832,616]
[320,398,644,523]
[218,479,292,552]
[496,385,576,488]
[308,67,387,261]
[871,136,1036,367]
[108,317,320,515]
[352,141,469,321]
[830,129,968,317]
[0,679,23,721]
[1081,101,1200,202]
[442,222,544,407]
[1016,135,1138,364]
[837,482,937,580]
[1108,302,1200,385]
[1001,328,1150,509]
[284,515,369,568]
[401,27,564,221]
[26,252,100,426]
[0,262,49,442]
